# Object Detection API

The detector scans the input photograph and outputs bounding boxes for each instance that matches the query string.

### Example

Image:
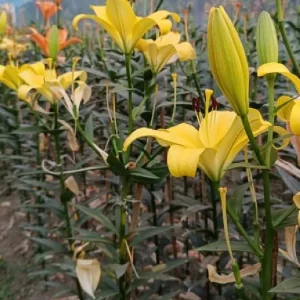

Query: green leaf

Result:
[270,277,300,293]
[75,204,118,236]
[109,263,129,278]
[107,153,128,176]
[13,126,46,134]
[276,167,300,194]
[85,114,94,141]
[272,205,298,229]
[197,241,255,253]
[130,226,172,246]
[226,162,269,170]
[228,183,249,221]
[130,167,160,184]
[31,238,66,252]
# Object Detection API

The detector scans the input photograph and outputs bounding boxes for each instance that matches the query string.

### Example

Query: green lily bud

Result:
[0,11,7,35]
[256,11,278,66]
[208,6,249,117]
[48,25,59,61]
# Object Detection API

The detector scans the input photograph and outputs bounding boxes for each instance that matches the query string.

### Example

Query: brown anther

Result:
[126,162,137,170]
[211,96,219,110]
[192,97,201,112]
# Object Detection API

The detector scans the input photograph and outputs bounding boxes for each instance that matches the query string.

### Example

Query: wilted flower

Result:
[76,259,101,299]
[29,27,81,58]
[208,6,249,116]
[73,0,180,54]
[136,32,195,74]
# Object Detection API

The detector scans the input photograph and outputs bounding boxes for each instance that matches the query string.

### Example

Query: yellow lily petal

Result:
[156,32,181,47]
[276,95,294,122]
[257,62,300,93]
[106,0,136,43]
[146,11,180,33]
[73,12,123,51]
[290,102,300,135]
[273,126,291,150]
[150,43,177,73]
[175,42,196,61]
[58,70,86,90]
[17,85,34,101]
[167,145,204,177]
[19,69,44,88]
[123,123,202,151]
[293,192,300,209]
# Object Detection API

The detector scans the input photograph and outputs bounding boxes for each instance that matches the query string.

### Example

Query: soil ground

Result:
[0,191,55,300]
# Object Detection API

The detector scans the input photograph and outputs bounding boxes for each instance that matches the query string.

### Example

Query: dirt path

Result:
[0,192,55,300]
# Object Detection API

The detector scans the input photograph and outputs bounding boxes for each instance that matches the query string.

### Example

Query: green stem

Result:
[190,60,204,105]
[212,182,263,258]
[209,181,218,239]
[276,0,300,76]
[119,177,130,300]
[154,0,164,12]
[125,53,134,163]
[266,77,275,166]
[240,114,274,300]
[52,104,84,300]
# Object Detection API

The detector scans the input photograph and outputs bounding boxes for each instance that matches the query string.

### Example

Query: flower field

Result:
[0,0,300,299]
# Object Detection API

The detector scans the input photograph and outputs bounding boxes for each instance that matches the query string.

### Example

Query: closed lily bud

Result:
[208,6,249,117]
[48,25,59,60]
[0,11,7,35]
[76,259,101,299]
[256,11,278,66]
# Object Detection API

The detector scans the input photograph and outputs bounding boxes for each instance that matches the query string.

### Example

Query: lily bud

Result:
[208,6,249,117]
[256,11,278,66]
[0,11,7,35]
[48,25,59,60]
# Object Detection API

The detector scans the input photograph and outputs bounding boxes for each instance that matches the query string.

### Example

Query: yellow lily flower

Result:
[0,11,7,35]
[257,62,300,135]
[136,32,195,74]
[208,6,249,117]
[17,61,86,103]
[72,0,180,54]
[0,64,24,91]
[0,38,27,59]
[124,94,271,182]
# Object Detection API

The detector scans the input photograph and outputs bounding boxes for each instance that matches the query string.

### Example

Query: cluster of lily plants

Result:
[2,0,300,299]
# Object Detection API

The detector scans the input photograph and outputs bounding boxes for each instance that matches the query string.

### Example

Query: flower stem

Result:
[266,77,275,166]
[125,53,134,163]
[52,104,84,300]
[191,60,204,105]
[213,182,263,258]
[240,114,274,300]
[119,176,130,300]
[275,0,300,76]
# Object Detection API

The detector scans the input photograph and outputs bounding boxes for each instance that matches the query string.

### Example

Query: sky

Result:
[0,0,29,5]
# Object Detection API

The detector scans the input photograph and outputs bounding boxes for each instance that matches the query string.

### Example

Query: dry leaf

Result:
[76,259,101,299]
[207,263,261,284]
[179,292,201,300]
[0,216,14,240]
[65,176,80,196]
[275,159,300,179]
[58,120,79,152]
[279,225,300,267]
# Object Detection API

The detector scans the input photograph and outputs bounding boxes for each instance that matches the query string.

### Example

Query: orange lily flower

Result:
[36,1,60,22]
[29,27,81,57]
